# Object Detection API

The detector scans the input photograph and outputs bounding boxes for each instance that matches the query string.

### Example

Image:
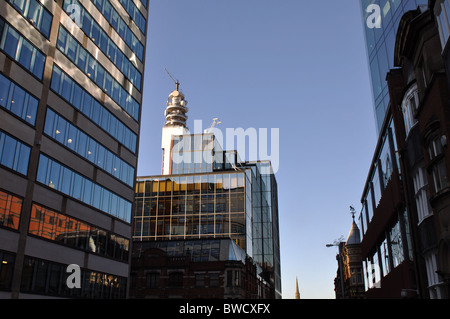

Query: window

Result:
[0,73,38,125]
[36,154,132,222]
[168,272,183,288]
[50,65,137,153]
[8,0,53,38]
[195,273,205,287]
[56,25,140,121]
[0,19,45,79]
[390,221,405,268]
[413,167,431,223]
[209,273,219,287]
[146,272,159,288]
[436,0,450,49]
[0,250,15,290]
[0,130,31,175]
[20,256,127,298]
[428,136,448,193]
[0,190,22,230]
[401,84,419,136]
[66,0,144,62]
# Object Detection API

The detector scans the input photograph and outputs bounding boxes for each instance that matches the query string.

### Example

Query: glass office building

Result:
[360,0,428,133]
[133,133,282,298]
[0,0,148,298]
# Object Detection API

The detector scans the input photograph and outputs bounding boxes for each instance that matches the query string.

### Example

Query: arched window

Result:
[401,84,419,136]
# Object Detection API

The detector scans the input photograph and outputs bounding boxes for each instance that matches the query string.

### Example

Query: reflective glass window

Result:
[0,190,22,230]
[0,131,30,175]
[36,154,132,222]
[50,65,137,153]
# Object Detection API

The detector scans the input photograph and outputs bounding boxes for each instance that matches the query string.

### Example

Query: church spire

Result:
[295,277,300,299]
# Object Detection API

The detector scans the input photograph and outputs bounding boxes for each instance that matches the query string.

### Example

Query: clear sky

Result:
[137,0,378,299]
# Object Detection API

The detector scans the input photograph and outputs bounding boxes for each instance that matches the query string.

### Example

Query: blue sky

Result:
[137,0,378,299]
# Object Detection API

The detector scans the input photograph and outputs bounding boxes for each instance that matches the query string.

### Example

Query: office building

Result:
[130,84,281,299]
[0,0,148,298]
[360,0,428,133]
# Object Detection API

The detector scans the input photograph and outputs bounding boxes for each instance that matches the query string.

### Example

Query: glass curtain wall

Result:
[360,0,428,133]
[134,171,249,252]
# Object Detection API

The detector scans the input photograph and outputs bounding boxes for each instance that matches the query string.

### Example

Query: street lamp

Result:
[326,239,345,299]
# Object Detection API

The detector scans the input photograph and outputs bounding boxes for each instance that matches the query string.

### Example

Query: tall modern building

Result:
[130,84,281,299]
[360,0,428,133]
[0,0,148,298]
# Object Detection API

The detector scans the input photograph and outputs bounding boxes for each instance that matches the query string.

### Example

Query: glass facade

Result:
[50,65,137,153]
[44,108,135,186]
[135,132,281,298]
[36,154,133,222]
[63,0,142,91]
[6,0,53,38]
[359,118,399,236]
[134,172,248,251]
[0,17,46,80]
[29,204,129,262]
[0,0,147,299]
[360,0,428,133]
[0,129,31,176]
[0,73,38,126]
[20,256,127,298]
[56,25,140,121]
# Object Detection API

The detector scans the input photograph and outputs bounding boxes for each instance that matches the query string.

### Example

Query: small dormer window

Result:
[401,83,419,137]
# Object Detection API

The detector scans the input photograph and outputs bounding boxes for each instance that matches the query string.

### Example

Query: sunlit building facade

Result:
[131,86,281,299]
[0,0,148,298]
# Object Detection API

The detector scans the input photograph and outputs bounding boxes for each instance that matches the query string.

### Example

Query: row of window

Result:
[36,154,132,223]
[364,214,413,291]
[0,189,22,231]
[7,0,52,38]
[21,255,127,298]
[0,73,38,126]
[136,173,247,197]
[360,119,399,237]
[44,108,135,187]
[0,188,129,263]
[56,26,139,122]
[116,0,146,34]
[135,195,246,216]
[134,272,221,289]
[0,129,31,176]
[133,213,246,239]
[0,18,45,80]
[63,0,142,91]
[29,203,129,262]
[89,0,144,61]
[51,65,137,153]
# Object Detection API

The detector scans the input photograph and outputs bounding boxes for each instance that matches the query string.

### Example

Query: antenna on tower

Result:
[165,68,180,91]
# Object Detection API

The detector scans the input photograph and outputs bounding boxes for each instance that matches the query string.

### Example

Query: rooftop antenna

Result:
[165,68,180,91]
